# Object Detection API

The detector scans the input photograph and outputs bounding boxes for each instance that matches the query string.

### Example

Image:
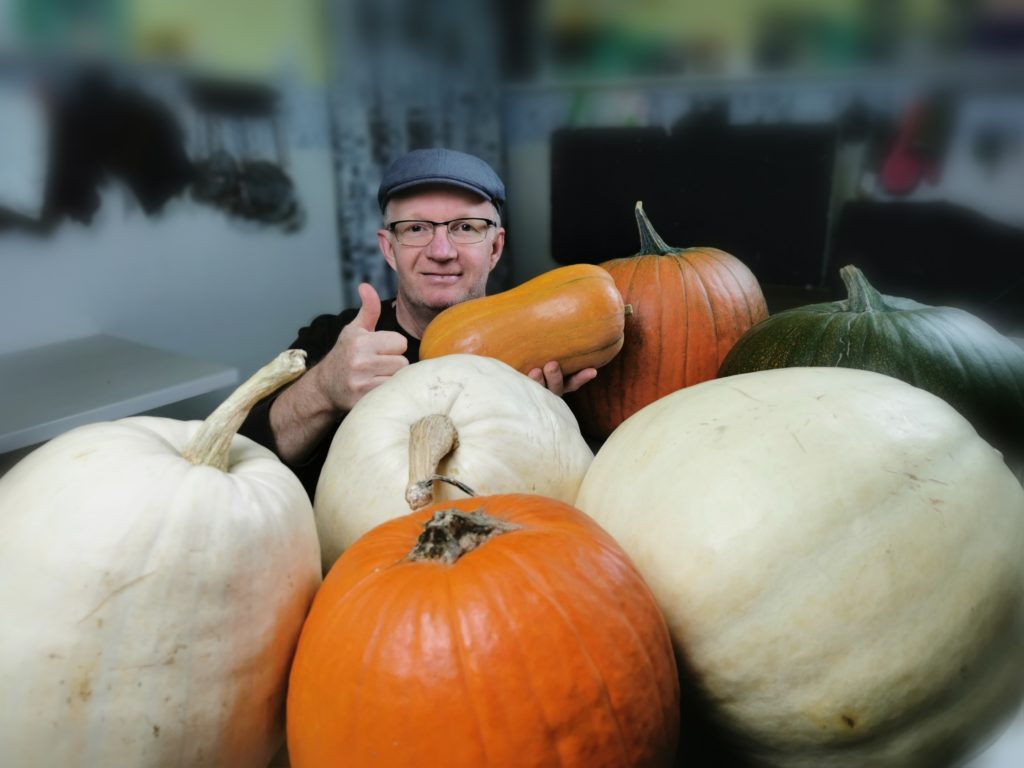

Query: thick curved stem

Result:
[635,200,677,256]
[405,414,462,510]
[183,350,307,471]
[840,265,889,313]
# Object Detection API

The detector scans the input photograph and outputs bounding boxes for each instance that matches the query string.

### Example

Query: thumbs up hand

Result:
[350,282,383,332]
[314,283,409,413]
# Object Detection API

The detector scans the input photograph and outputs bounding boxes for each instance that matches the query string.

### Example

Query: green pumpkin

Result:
[718,265,1024,464]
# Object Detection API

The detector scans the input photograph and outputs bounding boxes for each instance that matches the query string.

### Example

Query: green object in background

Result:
[13,0,129,55]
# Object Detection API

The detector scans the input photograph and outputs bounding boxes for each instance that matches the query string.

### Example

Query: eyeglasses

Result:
[387,217,496,246]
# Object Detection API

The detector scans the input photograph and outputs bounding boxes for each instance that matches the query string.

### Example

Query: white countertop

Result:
[0,334,238,453]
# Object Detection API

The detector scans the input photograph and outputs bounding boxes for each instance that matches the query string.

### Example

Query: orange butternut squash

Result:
[419,263,626,375]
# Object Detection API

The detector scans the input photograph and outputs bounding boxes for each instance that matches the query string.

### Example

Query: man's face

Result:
[378,186,504,315]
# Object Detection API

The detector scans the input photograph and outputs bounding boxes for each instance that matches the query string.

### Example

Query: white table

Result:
[0,334,238,454]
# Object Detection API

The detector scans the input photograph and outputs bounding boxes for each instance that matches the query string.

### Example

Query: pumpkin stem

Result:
[635,201,676,256]
[840,265,889,312]
[406,414,463,510]
[182,350,307,472]
[407,509,520,565]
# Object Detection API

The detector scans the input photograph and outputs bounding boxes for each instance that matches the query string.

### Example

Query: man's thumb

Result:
[353,282,382,331]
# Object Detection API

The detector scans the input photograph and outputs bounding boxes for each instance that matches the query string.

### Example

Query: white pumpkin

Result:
[0,352,322,768]
[313,354,593,570]
[574,366,1024,768]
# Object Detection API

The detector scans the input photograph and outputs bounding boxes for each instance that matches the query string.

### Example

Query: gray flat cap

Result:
[378,148,505,211]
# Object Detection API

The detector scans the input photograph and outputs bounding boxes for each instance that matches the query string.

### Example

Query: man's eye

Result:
[455,220,485,234]
[407,223,427,233]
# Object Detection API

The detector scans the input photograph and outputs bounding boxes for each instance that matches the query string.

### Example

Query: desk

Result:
[0,335,239,454]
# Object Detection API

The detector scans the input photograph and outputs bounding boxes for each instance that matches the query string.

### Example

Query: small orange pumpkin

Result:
[287,494,680,768]
[569,202,768,440]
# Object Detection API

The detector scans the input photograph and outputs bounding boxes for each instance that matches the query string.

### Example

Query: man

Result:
[240,148,597,497]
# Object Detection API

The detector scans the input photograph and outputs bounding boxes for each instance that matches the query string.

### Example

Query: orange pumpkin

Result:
[569,202,768,440]
[287,494,680,768]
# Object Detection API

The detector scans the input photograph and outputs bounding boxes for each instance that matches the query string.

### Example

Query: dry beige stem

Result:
[405,414,460,510]
[183,350,307,471]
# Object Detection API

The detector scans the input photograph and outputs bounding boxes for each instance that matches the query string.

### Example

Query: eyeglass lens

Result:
[392,218,491,245]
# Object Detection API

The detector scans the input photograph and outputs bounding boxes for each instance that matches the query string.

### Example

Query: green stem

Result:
[182,350,307,471]
[634,200,677,256]
[840,265,889,313]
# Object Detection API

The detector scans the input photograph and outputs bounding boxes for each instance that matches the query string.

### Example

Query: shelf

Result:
[0,334,238,454]
[502,55,1024,94]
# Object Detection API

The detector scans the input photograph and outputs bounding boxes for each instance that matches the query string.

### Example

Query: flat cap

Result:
[378,148,505,211]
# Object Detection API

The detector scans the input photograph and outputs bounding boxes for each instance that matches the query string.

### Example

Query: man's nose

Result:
[426,226,457,258]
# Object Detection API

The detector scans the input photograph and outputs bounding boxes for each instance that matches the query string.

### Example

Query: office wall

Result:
[0,0,342,425]
[0,142,343,421]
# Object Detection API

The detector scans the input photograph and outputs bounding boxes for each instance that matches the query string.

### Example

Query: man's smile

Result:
[421,273,462,284]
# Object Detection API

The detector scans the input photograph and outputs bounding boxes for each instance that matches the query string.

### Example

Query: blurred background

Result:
[3,4,1024,761]
[1,0,1023,426]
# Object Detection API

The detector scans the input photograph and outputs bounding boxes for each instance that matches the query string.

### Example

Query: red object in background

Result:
[879,98,952,195]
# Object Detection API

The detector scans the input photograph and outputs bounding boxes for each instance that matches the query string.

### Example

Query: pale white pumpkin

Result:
[0,352,322,768]
[313,354,593,570]
[574,366,1024,768]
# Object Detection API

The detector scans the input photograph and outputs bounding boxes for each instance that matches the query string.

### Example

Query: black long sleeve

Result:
[238,300,419,499]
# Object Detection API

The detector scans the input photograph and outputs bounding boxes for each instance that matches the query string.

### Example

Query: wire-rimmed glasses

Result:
[387,217,496,246]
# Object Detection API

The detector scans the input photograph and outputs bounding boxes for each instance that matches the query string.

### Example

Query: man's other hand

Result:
[528,361,597,396]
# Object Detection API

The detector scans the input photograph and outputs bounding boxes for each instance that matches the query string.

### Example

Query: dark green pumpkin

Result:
[718,265,1024,463]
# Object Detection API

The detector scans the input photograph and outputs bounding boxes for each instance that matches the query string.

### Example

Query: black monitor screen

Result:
[549,123,837,289]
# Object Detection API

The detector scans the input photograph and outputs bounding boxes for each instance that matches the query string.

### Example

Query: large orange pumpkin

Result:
[568,202,768,440]
[287,494,680,768]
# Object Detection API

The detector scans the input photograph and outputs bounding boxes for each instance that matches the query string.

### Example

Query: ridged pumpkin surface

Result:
[569,203,767,440]
[419,263,625,375]
[287,494,680,768]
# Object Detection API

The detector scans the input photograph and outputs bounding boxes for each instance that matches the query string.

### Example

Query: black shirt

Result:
[238,298,419,499]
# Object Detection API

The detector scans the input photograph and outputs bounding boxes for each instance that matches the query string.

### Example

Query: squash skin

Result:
[575,367,1024,768]
[419,263,626,375]
[288,494,680,768]
[568,203,768,441]
[0,417,322,768]
[718,265,1024,462]
[313,354,594,571]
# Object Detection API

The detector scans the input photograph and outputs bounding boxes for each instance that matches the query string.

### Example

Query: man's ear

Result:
[489,227,505,270]
[378,229,398,272]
